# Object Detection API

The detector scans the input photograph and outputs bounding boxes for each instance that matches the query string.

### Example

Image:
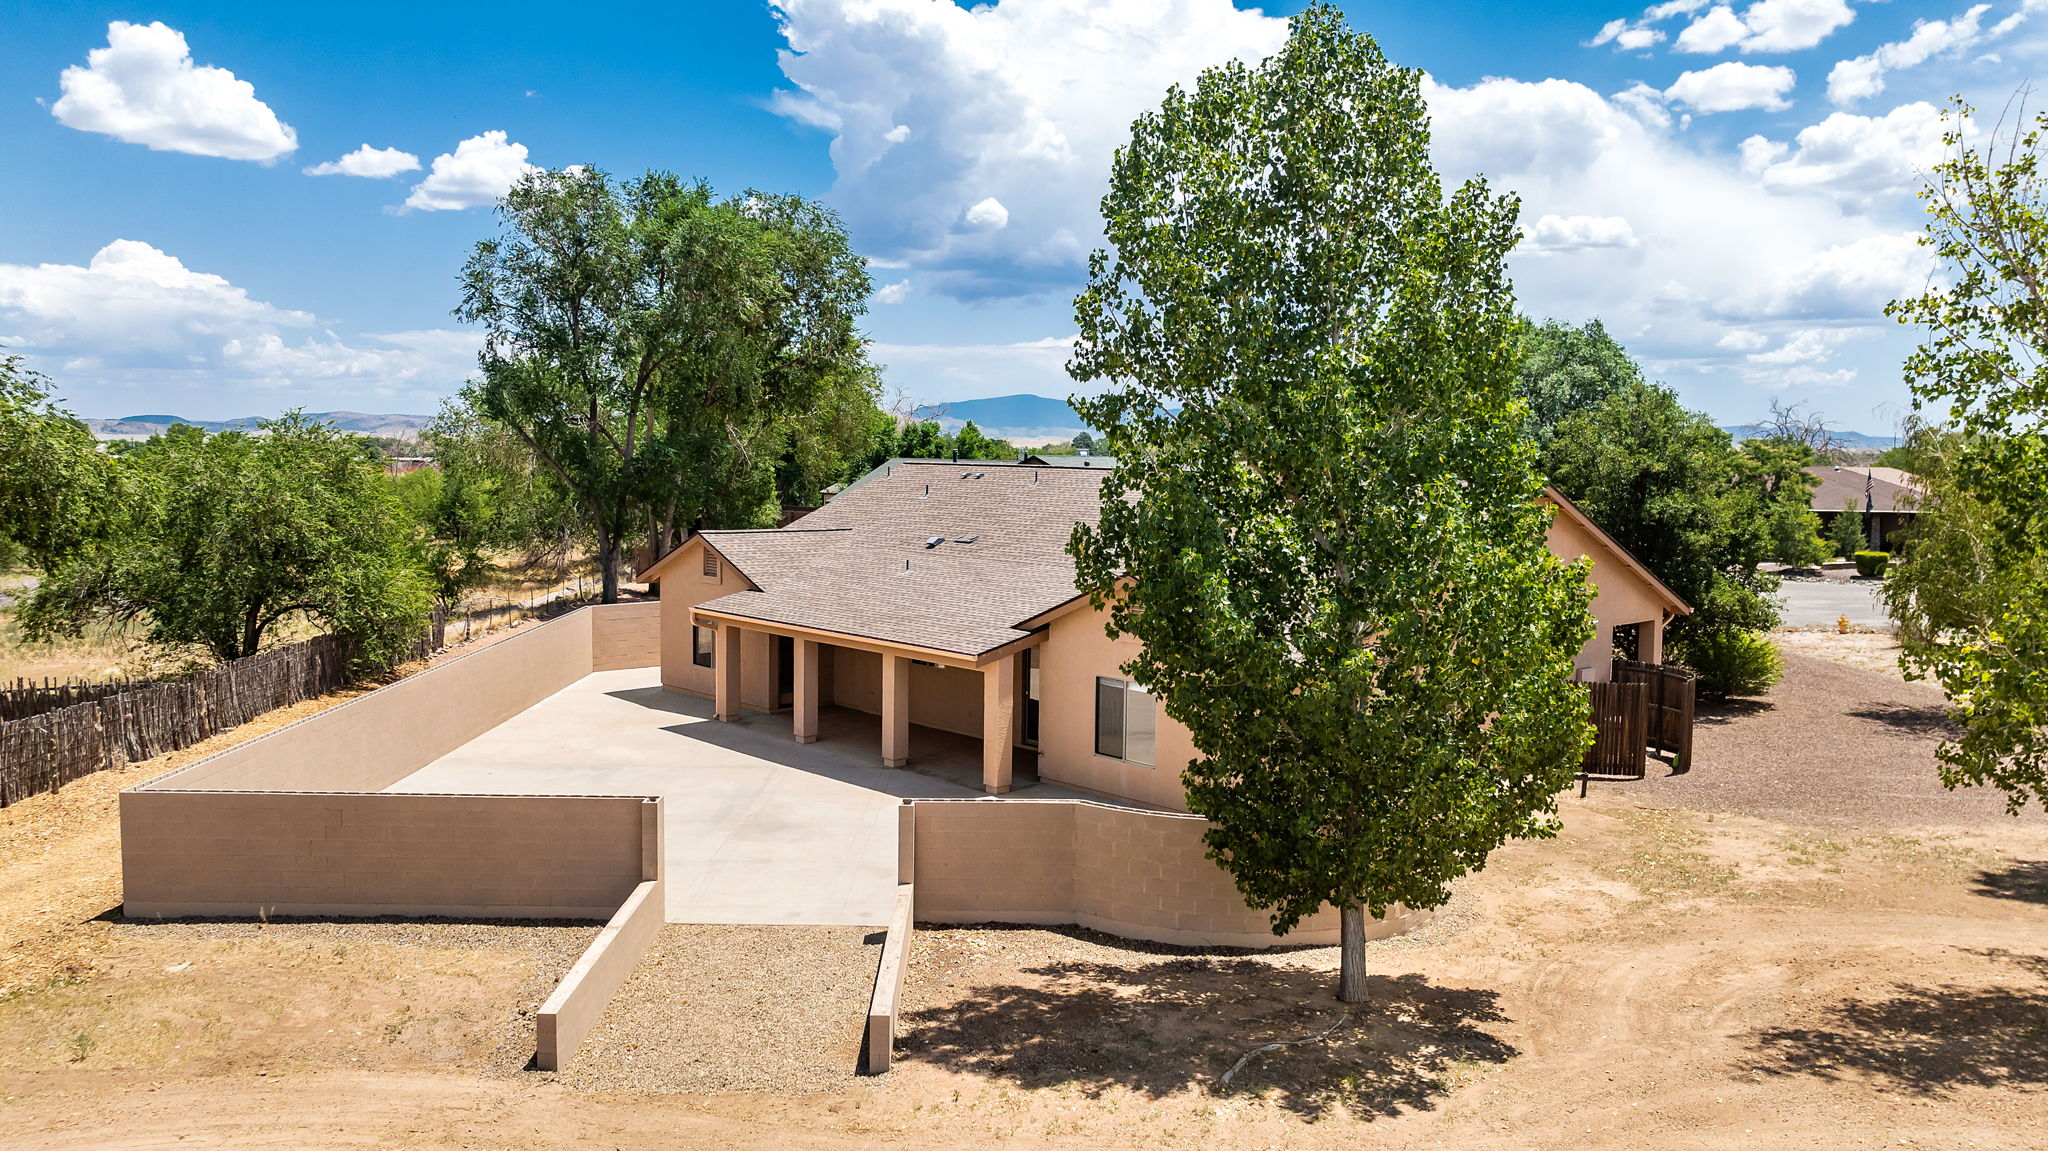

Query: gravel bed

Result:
[1607,646,2047,828]
[558,924,883,1095]
[110,915,603,954]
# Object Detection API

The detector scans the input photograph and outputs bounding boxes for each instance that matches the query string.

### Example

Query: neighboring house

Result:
[642,459,1689,808]
[1017,453,1118,469]
[1809,465,1919,551]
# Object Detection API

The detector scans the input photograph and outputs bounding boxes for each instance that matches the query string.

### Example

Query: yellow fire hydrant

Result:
[1837,614,1850,634]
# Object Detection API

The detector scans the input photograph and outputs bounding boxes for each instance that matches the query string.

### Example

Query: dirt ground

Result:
[2,630,2044,1148]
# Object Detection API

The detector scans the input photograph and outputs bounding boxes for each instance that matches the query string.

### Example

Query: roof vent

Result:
[961,472,971,479]
[975,472,986,479]
[921,483,930,498]
[925,536,944,549]
[953,535,979,544]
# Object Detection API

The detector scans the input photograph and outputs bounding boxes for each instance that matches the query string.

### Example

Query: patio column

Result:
[881,653,910,767]
[981,655,1016,796]
[715,623,743,722]
[793,638,820,744]
[1642,616,1665,665]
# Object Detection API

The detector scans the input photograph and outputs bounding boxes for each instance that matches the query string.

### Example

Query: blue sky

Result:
[0,1,2029,431]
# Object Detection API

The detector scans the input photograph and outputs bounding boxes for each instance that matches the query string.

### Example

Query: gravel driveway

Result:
[1607,645,2045,828]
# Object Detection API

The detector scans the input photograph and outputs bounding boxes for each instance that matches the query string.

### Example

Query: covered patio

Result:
[695,610,1039,796]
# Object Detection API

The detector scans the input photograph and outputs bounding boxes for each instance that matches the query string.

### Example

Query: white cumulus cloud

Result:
[769,0,1291,299]
[964,197,1010,230]
[874,280,912,304]
[1742,102,1947,209]
[1525,214,1641,251]
[1601,0,1853,54]
[0,240,478,411]
[1827,4,2021,106]
[1665,61,1797,112]
[51,21,297,162]
[401,131,538,212]
[304,144,421,179]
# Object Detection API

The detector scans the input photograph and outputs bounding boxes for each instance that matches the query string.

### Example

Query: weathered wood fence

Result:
[0,677,154,723]
[0,610,453,807]
[1581,659,1698,779]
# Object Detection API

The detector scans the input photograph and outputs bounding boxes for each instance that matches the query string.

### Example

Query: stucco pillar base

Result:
[881,653,910,768]
[714,622,742,722]
[793,638,819,744]
[982,655,1017,795]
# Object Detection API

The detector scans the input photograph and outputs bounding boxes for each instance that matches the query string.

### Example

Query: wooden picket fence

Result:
[0,611,450,807]
[1580,659,1698,780]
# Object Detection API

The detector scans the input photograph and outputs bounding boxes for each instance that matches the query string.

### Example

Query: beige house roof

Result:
[691,461,1109,658]
[1808,465,1920,515]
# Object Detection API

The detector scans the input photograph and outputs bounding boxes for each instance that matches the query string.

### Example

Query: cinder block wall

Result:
[150,609,598,794]
[590,601,661,670]
[909,799,1428,948]
[122,791,658,919]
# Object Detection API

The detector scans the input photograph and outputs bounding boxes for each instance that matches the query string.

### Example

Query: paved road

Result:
[1776,577,1890,629]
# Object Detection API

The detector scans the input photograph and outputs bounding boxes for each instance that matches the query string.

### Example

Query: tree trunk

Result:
[1339,904,1367,1004]
[598,535,621,604]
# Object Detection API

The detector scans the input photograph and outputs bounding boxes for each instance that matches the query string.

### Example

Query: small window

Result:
[692,625,715,668]
[703,550,720,579]
[1095,676,1156,766]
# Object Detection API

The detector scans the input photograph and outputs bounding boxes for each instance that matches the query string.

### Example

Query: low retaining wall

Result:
[864,883,916,1074]
[536,879,666,1070]
[122,792,660,919]
[144,602,661,794]
[903,799,1428,948]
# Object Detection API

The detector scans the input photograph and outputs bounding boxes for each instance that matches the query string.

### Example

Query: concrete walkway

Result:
[385,668,1080,926]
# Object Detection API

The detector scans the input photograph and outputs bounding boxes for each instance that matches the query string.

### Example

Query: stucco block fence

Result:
[896,798,1429,948]
[120,602,666,1069]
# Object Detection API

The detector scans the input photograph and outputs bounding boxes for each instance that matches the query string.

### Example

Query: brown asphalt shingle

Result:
[695,461,1107,657]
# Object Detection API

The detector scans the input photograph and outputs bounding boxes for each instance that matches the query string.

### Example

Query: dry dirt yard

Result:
[2,630,2045,1149]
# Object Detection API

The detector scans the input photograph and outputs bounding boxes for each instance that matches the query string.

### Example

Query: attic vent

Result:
[961,472,971,479]
[925,536,944,549]
[975,472,986,479]
[953,535,979,544]
[703,550,720,578]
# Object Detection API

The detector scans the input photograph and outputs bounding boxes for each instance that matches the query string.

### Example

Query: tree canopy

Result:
[23,416,432,668]
[1515,318,1644,442]
[1883,98,2048,813]
[454,168,877,599]
[0,352,114,568]
[1068,4,1595,1003]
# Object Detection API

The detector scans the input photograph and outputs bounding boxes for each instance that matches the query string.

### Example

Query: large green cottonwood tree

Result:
[456,169,875,601]
[1068,5,1596,1004]
[1885,98,2048,814]
[0,354,114,567]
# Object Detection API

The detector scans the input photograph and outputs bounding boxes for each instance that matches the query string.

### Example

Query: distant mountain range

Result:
[910,394,1094,443]
[87,411,431,440]
[1720,424,1896,451]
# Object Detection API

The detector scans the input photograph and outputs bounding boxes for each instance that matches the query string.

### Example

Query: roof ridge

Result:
[700,527,855,535]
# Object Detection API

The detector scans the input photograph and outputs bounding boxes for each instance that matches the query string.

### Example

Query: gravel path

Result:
[1610,645,2046,828]
[559,924,882,1094]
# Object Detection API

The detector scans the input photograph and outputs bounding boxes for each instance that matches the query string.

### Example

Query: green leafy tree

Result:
[1741,439,1828,567]
[1883,97,2048,813]
[1828,497,1868,560]
[1070,430,1096,454]
[1068,5,1596,1004]
[1515,318,1644,441]
[456,168,875,601]
[1541,380,1781,694]
[949,419,1014,461]
[24,416,432,667]
[0,354,115,567]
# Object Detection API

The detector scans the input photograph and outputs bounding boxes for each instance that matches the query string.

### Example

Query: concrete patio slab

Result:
[385,668,1084,926]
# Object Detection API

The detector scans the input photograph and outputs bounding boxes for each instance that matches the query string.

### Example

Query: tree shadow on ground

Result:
[1749,953,2048,1096]
[901,955,1514,1119]
[1695,698,1775,726]
[1973,860,2048,905]
[1847,702,1960,739]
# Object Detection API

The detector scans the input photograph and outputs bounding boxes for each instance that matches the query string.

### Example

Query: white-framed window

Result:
[692,625,716,668]
[703,550,721,579]
[1095,676,1156,766]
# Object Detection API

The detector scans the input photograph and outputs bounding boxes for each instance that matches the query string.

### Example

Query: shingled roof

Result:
[693,460,1108,659]
[1807,465,1920,515]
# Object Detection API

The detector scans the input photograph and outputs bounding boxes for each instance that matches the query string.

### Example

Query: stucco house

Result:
[1809,464,1919,551]
[643,457,1690,806]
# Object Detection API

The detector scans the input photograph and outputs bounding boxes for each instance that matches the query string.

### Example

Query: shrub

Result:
[1669,629,1783,698]
[1854,550,1891,578]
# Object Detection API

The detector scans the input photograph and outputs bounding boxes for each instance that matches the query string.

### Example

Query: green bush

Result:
[1669,629,1783,698]
[1854,550,1890,578]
